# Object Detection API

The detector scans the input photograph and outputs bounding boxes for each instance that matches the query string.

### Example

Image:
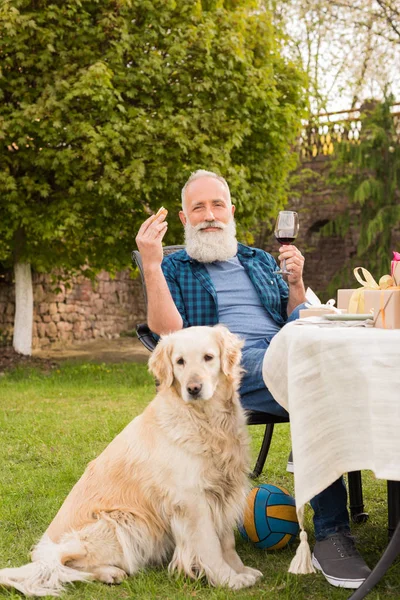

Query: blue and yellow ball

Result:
[238,483,299,550]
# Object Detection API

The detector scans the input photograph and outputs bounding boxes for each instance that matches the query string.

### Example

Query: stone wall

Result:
[0,274,14,346]
[0,269,146,349]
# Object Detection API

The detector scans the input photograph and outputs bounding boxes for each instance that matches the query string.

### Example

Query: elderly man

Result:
[135,169,371,589]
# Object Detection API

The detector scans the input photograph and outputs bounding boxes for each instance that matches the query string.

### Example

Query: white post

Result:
[13,262,33,356]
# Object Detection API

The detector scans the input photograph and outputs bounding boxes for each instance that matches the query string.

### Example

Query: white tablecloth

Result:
[262,322,400,511]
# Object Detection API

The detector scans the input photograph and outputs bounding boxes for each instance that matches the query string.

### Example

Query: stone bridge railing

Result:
[297,102,400,160]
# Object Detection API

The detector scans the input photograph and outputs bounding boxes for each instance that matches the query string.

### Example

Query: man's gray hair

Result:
[181,169,231,211]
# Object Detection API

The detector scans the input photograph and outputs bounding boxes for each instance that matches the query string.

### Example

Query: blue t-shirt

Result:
[205,257,281,347]
[161,243,289,331]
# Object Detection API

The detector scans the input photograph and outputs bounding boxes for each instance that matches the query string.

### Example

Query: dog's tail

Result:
[0,535,92,597]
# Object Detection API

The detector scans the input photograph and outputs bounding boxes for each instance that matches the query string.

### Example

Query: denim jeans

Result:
[240,303,350,541]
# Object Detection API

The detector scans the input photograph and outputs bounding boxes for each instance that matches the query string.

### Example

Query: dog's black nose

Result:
[187,383,202,397]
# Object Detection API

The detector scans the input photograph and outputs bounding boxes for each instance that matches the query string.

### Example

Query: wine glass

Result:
[274,211,299,275]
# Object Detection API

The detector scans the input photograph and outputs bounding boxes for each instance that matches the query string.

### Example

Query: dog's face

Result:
[148,325,243,402]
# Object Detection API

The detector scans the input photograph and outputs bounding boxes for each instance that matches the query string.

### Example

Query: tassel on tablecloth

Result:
[288,506,315,575]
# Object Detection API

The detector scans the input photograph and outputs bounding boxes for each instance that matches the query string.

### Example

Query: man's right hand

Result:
[135,211,168,270]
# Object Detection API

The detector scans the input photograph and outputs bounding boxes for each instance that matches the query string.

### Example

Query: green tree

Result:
[0,0,305,354]
[323,94,400,290]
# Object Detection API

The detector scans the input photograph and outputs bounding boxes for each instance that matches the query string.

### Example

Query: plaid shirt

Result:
[161,243,289,328]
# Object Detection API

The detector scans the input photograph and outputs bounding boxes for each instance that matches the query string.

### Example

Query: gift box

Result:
[392,251,400,286]
[337,267,396,314]
[337,289,360,313]
[337,288,374,313]
[364,289,400,329]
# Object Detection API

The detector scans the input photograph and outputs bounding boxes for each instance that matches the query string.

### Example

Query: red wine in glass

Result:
[275,234,297,245]
[274,211,299,275]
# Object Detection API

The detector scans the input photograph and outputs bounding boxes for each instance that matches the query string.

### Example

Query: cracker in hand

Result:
[156,206,168,218]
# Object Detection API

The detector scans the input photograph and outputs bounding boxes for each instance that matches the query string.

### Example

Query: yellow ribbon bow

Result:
[348,267,394,314]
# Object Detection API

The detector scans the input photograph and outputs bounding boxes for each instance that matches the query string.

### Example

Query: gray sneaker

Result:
[312,532,371,589]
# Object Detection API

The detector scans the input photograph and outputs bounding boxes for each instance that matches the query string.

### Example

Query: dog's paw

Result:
[242,566,263,580]
[93,566,127,585]
[227,571,260,589]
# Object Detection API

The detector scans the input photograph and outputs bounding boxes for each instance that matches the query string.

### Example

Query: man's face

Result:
[179,177,235,228]
[179,176,238,263]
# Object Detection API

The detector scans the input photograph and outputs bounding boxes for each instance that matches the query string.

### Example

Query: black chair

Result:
[132,246,368,521]
[348,481,400,600]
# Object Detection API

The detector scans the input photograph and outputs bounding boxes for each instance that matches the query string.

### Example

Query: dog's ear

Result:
[213,325,244,377]
[148,335,174,388]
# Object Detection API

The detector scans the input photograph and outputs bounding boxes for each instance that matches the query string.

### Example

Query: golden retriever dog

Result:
[0,325,262,596]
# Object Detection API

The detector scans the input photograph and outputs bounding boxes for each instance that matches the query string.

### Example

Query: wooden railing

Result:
[297,103,400,160]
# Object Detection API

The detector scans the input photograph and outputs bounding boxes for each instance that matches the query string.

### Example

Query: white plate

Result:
[323,313,373,321]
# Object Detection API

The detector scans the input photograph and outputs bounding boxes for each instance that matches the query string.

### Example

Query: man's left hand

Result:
[278,245,304,285]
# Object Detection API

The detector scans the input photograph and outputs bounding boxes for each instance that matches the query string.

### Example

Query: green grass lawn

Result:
[0,361,399,599]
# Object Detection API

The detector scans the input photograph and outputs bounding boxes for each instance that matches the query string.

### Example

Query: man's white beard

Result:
[184,218,238,263]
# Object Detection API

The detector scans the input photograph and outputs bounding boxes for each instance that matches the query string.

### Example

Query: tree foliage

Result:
[0,0,305,277]
[323,94,400,288]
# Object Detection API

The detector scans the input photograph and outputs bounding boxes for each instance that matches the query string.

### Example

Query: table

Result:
[262,321,400,598]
